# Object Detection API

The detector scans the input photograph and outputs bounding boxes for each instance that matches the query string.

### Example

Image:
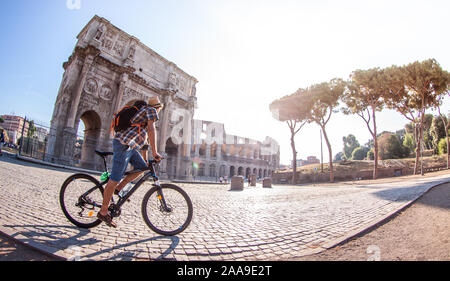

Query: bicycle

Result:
[59,150,193,236]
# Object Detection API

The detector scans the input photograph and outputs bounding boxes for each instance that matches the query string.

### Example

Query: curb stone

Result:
[0,226,66,261]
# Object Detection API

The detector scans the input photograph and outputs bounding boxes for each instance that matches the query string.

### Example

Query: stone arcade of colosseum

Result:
[46,15,279,181]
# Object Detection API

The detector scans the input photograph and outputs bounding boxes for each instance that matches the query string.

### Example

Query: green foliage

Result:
[383,60,449,155]
[27,120,36,138]
[422,114,434,149]
[270,58,449,177]
[388,134,408,159]
[269,88,313,184]
[343,134,360,159]
[269,89,312,123]
[307,78,347,125]
[395,129,406,142]
[384,59,450,113]
[438,138,448,155]
[352,146,370,160]
[342,67,385,116]
[403,115,449,154]
[334,151,344,162]
[305,78,347,181]
[403,133,415,156]
[430,116,447,153]
[378,132,410,159]
[367,149,374,160]
[404,122,415,136]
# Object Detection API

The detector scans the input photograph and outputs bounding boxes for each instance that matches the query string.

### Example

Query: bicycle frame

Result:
[92,160,170,211]
[62,155,192,234]
[116,167,158,208]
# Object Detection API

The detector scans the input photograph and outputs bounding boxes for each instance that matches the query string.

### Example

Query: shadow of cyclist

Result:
[3,224,179,260]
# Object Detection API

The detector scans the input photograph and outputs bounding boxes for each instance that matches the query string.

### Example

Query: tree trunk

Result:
[439,113,449,169]
[372,109,379,180]
[414,110,426,175]
[321,126,334,182]
[414,122,421,175]
[446,132,449,169]
[373,136,379,179]
[290,132,297,184]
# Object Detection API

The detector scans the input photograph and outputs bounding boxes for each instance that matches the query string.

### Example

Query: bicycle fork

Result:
[153,181,172,213]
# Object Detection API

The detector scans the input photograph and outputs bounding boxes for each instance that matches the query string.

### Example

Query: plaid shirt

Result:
[115,106,159,150]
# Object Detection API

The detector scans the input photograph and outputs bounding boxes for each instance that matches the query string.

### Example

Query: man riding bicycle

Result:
[97,97,163,228]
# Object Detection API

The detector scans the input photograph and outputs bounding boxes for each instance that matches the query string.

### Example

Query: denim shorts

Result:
[110,139,148,182]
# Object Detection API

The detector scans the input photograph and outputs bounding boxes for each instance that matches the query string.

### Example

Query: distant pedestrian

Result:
[0,129,4,156]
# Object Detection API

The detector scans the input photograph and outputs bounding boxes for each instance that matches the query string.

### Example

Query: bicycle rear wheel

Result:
[141,183,193,236]
[60,173,104,228]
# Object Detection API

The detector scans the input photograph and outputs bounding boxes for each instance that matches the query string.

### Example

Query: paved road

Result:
[0,156,449,261]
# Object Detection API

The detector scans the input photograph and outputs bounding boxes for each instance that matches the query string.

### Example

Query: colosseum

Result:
[46,15,279,181]
[168,119,280,181]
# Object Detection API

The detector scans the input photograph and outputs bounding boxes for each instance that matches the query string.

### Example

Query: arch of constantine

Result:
[46,15,279,180]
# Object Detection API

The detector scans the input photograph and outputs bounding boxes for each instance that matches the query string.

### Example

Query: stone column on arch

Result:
[194,143,200,157]
[98,127,113,161]
[175,141,183,179]
[66,49,98,129]
[157,95,174,180]
[158,95,172,155]
[205,144,211,159]
[111,72,129,116]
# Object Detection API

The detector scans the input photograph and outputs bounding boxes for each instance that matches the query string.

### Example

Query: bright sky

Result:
[0,0,449,165]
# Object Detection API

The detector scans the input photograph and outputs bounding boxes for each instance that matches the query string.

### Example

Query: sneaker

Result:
[97,212,117,228]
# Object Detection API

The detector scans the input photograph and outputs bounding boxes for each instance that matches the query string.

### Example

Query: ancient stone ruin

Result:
[47,15,279,181]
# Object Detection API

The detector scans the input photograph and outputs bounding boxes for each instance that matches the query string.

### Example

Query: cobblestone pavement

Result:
[0,156,449,261]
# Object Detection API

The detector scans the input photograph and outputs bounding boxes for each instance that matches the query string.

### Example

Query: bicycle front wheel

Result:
[60,173,104,228]
[141,183,193,236]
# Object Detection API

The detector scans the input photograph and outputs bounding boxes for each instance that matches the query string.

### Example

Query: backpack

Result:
[109,101,147,135]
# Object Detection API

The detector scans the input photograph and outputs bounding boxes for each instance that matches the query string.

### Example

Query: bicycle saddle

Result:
[95,150,113,157]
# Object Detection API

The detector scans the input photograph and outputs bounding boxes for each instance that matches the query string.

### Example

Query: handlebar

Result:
[149,157,164,164]
[124,158,164,176]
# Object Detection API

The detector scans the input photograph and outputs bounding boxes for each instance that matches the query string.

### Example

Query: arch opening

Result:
[165,137,178,179]
[77,110,102,170]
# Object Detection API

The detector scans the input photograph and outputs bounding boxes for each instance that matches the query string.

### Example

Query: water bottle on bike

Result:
[118,182,133,197]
